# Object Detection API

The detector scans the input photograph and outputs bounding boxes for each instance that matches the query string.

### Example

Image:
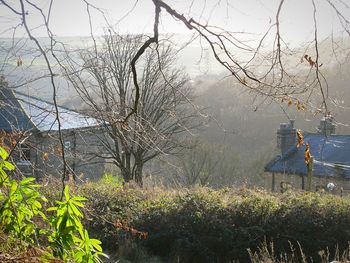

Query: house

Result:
[265,117,350,194]
[0,87,108,180]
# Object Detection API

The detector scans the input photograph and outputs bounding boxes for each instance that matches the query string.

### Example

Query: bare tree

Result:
[63,34,200,186]
[178,139,242,187]
[179,140,220,186]
[1,0,350,190]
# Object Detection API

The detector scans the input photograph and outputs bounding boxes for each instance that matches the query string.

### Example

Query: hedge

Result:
[76,182,350,262]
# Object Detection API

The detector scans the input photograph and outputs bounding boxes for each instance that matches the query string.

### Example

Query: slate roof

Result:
[265,133,350,179]
[0,88,99,132]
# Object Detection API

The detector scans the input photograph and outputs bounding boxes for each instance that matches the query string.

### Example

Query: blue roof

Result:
[0,88,36,132]
[265,133,350,179]
[0,88,99,132]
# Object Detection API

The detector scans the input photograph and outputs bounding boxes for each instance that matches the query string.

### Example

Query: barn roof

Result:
[0,88,99,132]
[265,133,350,179]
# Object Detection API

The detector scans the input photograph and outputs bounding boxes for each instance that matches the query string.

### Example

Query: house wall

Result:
[265,172,350,195]
[28,128,108,181]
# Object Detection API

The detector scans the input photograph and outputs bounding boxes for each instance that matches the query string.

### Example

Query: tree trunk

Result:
[126,151,131,180]
[134,159,143,187]
[120,151,132,182]
[121,168,129,183]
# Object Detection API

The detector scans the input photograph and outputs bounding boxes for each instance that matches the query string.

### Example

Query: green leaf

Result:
[62,225,76,235]
[64,185,70,201]
[37,210,48,221]
[41,195,48,202]
[9,180,18,194]
[0,168,9,184]
[72,217,83,231]
[71,201,85,208]
[90,238,103,252]
[3,161,14,171]
[58,213,68,233]
[20,177,36,185]
[32,200,42,209]
[69,203,82,217]
[0,147,9,160]
[73,250,84,262]
[18,206,32,216]
[72,196,87,202]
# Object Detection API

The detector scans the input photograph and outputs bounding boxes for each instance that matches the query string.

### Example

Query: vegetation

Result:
[3,151,350,262]
[63,34,199,186]
[0,147,107,262]
[1,1,350,262]
[76,179,350,263]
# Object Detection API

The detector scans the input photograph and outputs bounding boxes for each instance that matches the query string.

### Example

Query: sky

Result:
[1,0,350,126]
[0,0,349,45]
[0,0,350,77]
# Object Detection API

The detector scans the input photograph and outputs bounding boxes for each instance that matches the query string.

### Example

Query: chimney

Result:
[317,116,335,136]
[277,119,296,156]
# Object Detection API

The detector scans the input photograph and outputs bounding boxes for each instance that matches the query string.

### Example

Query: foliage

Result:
[0,146,106,262]
[0,146,15,187]
[0,177,47,243]
[47,185,107,262]
[80,181,350,263]
[79,180,150,250]
[0,146,46,244]
[99,173,124,188]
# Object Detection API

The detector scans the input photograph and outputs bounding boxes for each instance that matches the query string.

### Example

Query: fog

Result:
[1,0,350,187]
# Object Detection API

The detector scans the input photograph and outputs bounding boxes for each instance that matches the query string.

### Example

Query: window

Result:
[17,144,31,165]
[64,141,71,150]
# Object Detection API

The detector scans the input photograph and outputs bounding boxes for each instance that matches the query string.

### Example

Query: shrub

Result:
[81,182,350,263]
[99,173,124,187]
[0,146,107,262]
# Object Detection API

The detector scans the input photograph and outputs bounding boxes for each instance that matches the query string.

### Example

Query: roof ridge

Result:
[13,90,85,116]
[265,131,350,178]
[0,88,99,132]
[305,132,350,137]
[13,90,96,119]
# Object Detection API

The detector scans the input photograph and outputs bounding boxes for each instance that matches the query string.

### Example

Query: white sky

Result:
[0,0,349,46]
[1,0,350,77]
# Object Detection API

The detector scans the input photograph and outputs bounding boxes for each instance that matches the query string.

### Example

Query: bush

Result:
[0,147,107,263]
[80,183,350,263]
[99,173,124,187]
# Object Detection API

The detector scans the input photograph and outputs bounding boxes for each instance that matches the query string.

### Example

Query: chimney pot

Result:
[317,116,335,136]
[277,120,297,156]
[290,119,295,128]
